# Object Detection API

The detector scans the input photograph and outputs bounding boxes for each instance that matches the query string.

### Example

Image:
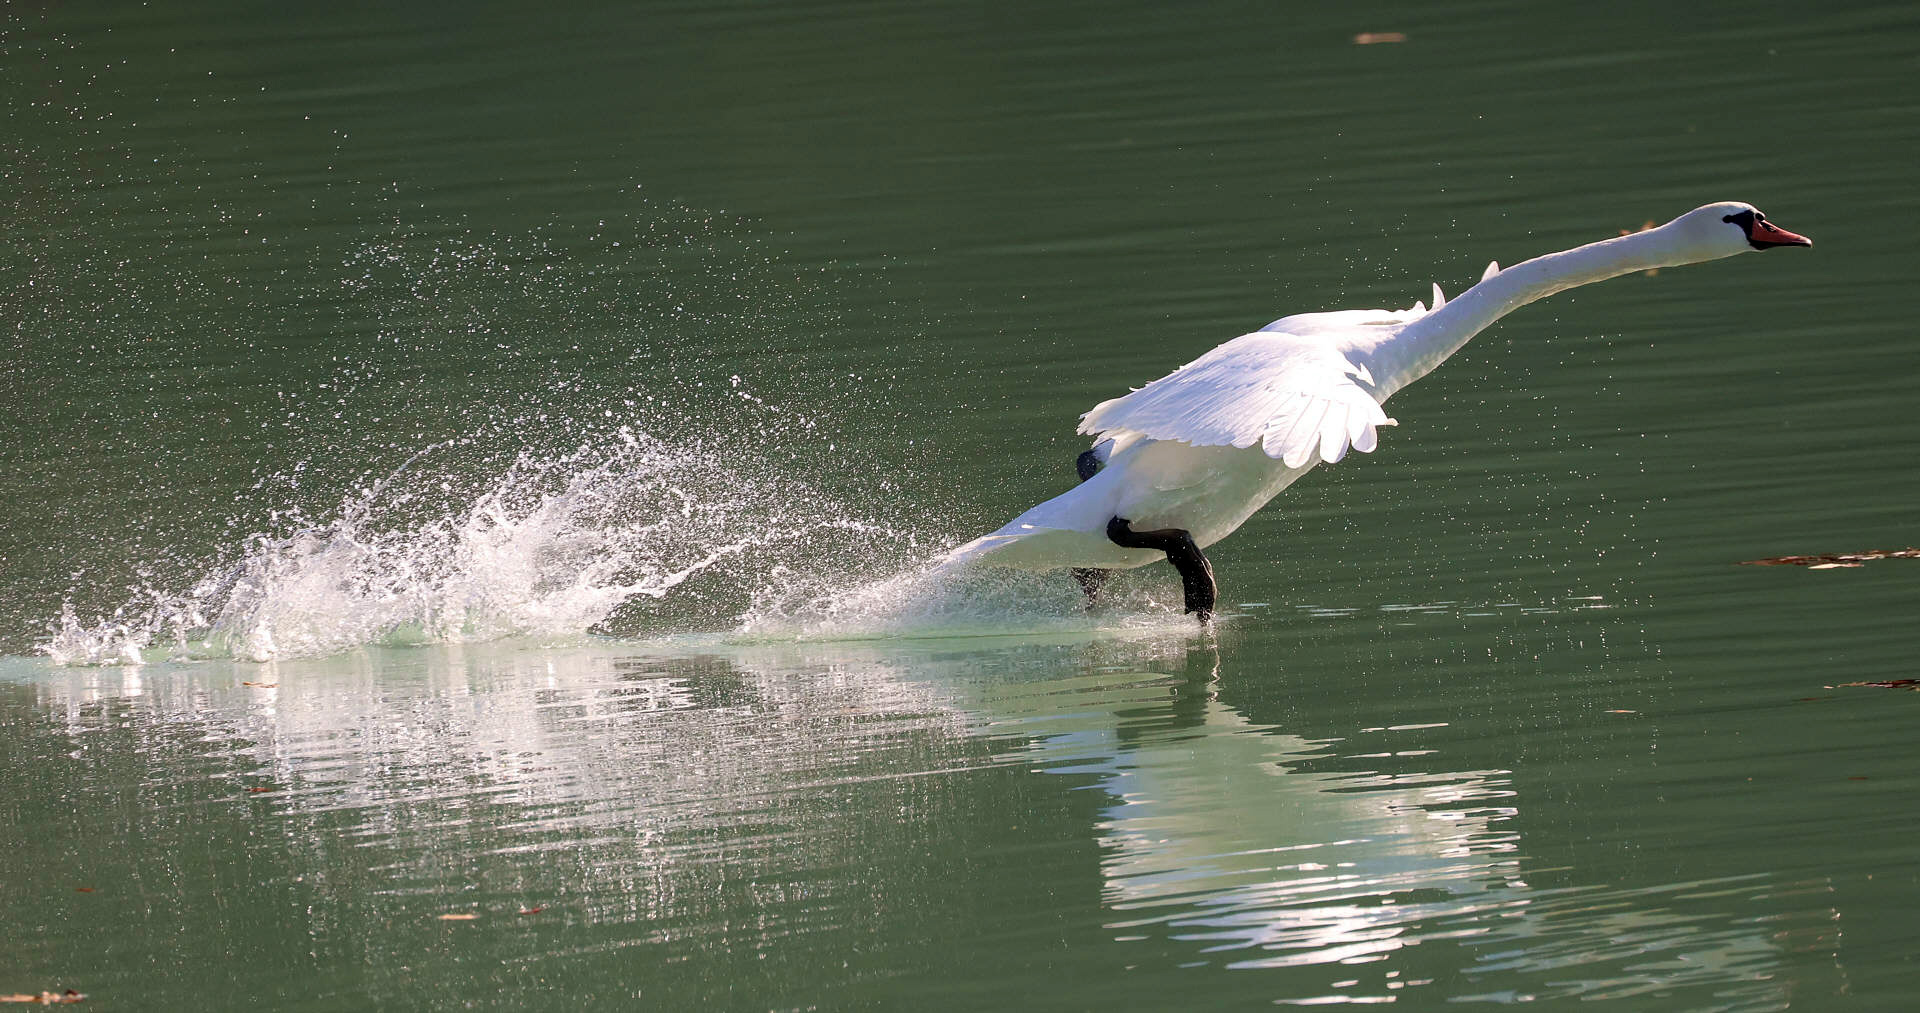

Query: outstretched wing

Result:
[1077,331,1396,468]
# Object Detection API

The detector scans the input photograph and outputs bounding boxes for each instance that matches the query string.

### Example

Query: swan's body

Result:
[944,203,1810,584]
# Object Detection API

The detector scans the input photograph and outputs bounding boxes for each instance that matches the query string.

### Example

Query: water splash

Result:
[39,426,913,664]
[39,426,1184,666]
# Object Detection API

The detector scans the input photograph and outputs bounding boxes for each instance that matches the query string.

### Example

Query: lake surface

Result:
[4,1,1918,1008]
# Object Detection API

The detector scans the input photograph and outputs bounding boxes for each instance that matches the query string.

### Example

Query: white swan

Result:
[941,202,1811,617]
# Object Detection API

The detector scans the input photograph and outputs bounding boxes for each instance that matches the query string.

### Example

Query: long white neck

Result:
[1360,220,1736,399]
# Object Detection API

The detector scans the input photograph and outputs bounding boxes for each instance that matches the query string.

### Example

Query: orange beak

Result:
[1749,218,1812,248]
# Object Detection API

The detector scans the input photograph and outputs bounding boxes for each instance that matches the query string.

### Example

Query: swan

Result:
[940,202,1811,619]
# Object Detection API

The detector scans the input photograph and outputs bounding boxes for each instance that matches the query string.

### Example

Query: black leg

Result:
[1070,448,1110,611]
[1071,567,1109,608]
[1106,517,1218,621]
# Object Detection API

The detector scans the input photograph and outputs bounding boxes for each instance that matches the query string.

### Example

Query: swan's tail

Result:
[935,437,1161,574]
[934,520,1158,575]
[934,532,1030,572]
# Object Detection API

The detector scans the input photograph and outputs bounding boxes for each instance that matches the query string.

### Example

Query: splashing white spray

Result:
[40,424,1184,665]
[39,427,926,664]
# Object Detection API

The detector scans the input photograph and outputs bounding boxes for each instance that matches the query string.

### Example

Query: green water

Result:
[5,1,1918,1008]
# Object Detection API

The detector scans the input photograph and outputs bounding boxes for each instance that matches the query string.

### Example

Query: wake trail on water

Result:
[40,427,1183,666]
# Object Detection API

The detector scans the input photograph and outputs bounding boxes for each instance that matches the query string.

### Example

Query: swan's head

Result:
[1669,202,1812,259]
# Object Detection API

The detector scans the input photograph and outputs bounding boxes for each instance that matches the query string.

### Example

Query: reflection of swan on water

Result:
[992,643,1531,969]
[982,643,1807,1002]
[15,637,1813,1005]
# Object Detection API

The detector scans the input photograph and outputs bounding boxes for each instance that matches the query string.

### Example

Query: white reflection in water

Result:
[1086,712,1524,966]
[8,636,1824,1008]
[989,646,1812,1008]
[17,642,977,864]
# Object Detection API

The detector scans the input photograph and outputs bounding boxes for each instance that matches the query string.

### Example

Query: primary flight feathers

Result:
[1077,260,1503,470]
[1077,333,1397,469]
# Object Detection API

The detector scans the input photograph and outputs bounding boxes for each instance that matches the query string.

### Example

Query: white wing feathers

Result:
[1077,332,1397,469]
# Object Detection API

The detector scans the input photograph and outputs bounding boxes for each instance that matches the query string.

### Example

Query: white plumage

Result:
[1078,328,1398,469]
[942,203,1808,577]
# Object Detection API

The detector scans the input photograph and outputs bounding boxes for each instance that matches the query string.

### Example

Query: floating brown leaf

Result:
[241,681,277,689]
[1830,679,1920,691]
[1740,548,1920,568]
[517,906,545,916]
[245,787,274,793]
[72,888,93,894]
[437,913,480,921]
[0,991,85,1005]
[1352,31,1407,44]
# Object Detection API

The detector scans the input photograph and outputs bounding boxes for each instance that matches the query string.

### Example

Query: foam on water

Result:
[39,425,1188,666]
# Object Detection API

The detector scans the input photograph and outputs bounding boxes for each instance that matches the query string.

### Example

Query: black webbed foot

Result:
[1071,567,1109,610]
[1075,448,1105,482]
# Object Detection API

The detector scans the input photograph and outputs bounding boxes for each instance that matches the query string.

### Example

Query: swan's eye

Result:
[1723,214,1738,223]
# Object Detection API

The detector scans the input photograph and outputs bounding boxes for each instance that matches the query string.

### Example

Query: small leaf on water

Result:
[245,787,274,793]
[1352,31,1408,44]
[437,913,480,921]
[73,888,93,893]
[241,682,277,688]
[0,991,85,1004]
[517,907,545,916]
[1603,709,1637,714]
[1833,679,1920,691]
[1740,547,1920,568]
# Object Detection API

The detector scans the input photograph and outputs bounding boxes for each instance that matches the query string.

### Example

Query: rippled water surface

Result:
[5,0,1918,1008]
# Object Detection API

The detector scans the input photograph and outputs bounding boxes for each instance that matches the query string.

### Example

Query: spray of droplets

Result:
[39,421,1187,665]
